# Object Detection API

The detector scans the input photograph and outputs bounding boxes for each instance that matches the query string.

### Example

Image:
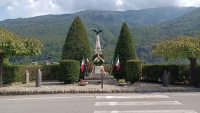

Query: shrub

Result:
[126,60,142,83]
[58,60,80,84]
[113,22,137,80]
[3,65,21,84]
[141,64,190,84]
[118,79,126,83]
[62,16,91,62]
[42,65,59,80]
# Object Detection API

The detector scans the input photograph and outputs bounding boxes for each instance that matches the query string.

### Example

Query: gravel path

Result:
[0,81,199,95]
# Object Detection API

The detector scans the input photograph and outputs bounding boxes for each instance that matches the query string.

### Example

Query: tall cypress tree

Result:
[62,16,91,61]
[113,22,137,80]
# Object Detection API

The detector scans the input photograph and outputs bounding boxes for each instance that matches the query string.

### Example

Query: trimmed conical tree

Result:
[113,22,137,80]
[62,16,91,79]
[62,16,91,61]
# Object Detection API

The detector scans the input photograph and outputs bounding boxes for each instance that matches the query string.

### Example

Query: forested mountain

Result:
[132,7,200,64]
[0,6,198,64]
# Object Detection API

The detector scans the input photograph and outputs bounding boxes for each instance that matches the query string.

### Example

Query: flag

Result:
[81,56,85,72]
[115,54,120,70]
[86,58,90,68]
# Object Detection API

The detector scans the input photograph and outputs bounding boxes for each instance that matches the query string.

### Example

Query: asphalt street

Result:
[0,93,200,113]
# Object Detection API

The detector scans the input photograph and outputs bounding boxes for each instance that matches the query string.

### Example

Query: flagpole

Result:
[85,59,88,76]
[110,58,114,75]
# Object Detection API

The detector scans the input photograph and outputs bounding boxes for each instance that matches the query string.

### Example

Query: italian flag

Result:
[81,56,85,72]
[115,54,120,70]
[86,58,90,68]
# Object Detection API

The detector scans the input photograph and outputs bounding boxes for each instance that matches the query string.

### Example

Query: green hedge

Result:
[3,65,21,84]
[126,60,142,83]
[3,65,42,84]
[2,63,192,85]
[142,64,190,84]
[58,60,80,84]
[42,65,59,80]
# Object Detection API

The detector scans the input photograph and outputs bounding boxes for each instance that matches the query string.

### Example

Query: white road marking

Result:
[0,96,94,101]
[94,110,197,113]
[95,101,182,106]
[96,95,169,99]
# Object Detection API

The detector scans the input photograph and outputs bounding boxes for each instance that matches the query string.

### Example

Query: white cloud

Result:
[116,0,124,6]
[178,0,200,7]
[0,0,199,21]
[6,6,12,11]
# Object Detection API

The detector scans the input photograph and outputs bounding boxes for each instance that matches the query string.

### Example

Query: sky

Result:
[0,0,200,21]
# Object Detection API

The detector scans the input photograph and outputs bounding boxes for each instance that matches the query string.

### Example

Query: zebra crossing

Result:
[94,94,197,113]
[94,110,197,113]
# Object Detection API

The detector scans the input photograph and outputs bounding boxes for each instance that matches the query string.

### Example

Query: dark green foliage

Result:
[2,63,193,85]
[62,16,91,62]
[113,22,137,80]
[42,65,59,80]
[126,60,142,83]
[3,65,21,84]
[2,65,42,84]
[142,64,190,84]
[58,60,80,84]
[194,65,200,86]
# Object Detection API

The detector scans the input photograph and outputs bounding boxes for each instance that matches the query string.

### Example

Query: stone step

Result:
[85,75,114,80]
[86,79,118,85]
[84,72,117,84]
[85,72,114,80]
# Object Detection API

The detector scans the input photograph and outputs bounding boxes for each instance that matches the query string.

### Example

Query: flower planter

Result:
[118,82,127,86]
[79,82,88,86]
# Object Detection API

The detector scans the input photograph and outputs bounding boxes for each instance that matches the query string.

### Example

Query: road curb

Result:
[0,88,200,96]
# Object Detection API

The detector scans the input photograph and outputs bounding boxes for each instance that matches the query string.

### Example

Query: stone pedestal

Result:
[90,66,106,76]
[94,66,103,73]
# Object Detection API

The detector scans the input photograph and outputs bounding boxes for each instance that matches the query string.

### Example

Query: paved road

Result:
[0,93,200,113]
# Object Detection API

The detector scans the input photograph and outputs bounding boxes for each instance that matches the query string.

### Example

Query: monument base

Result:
[87,65,117,85]
[90,66,106,76]
[85,72,117,85]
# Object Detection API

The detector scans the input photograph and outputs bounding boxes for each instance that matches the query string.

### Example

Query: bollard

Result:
[162,70,168,87]
[25,70,29,84]
[36,69,42,87]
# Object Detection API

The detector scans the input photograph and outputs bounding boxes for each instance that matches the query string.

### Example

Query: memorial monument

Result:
[90,30,106,76]
[84,30,116,85]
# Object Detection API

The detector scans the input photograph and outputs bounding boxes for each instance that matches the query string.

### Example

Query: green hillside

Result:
[132,7,200,64]
[0,6,197,64]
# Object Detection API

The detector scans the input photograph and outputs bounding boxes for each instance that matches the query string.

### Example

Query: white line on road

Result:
[95,101,182,106]
[94,110,197,113]
[96,95,169,99]
[0,96,94,101]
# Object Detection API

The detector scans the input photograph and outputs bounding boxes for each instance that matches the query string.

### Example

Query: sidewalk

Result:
[0,81,199,95]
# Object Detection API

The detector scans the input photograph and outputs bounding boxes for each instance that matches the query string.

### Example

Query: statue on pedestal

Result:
[90,30,106,76]
[92,30,103,54]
